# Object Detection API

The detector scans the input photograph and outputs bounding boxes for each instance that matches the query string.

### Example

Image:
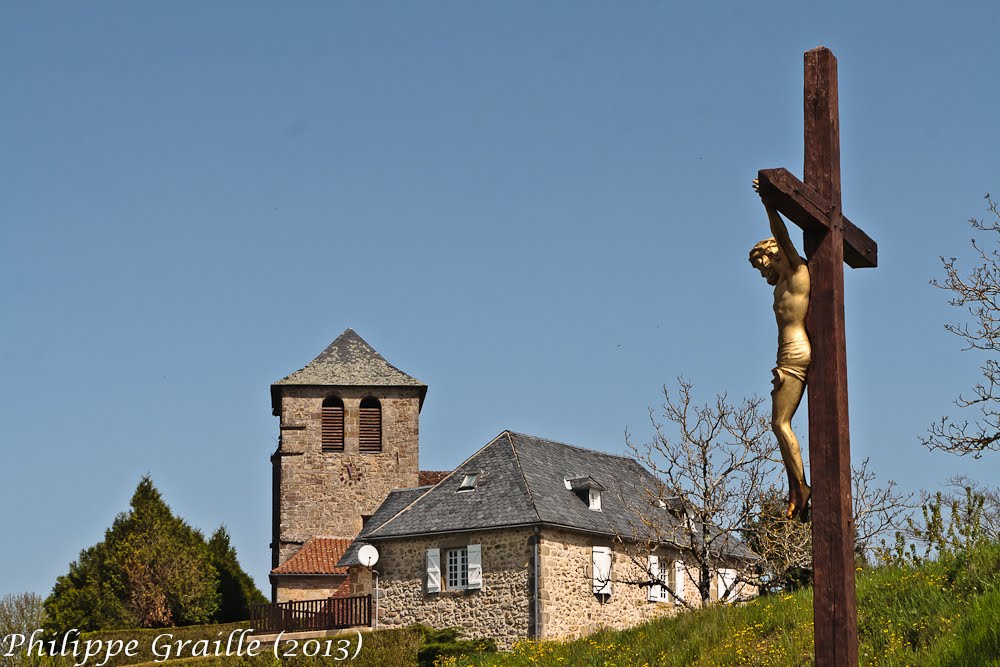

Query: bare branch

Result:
[925,193,1000,456]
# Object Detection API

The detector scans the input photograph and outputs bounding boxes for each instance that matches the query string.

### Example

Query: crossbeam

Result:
[756,168,877,268]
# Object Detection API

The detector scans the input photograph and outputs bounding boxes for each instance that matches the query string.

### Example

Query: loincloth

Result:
[773,339,811,385]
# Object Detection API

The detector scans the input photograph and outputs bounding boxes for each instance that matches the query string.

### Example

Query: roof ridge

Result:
[505,430,636,463]
[507,431,542,523]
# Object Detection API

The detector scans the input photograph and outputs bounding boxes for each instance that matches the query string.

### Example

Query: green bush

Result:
[411,625,496,667]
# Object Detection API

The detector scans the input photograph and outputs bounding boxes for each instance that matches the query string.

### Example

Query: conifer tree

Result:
[207,526,266,623]
[44,476,220,633]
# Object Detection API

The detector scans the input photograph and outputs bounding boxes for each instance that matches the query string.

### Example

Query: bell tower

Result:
[269,329,426,583]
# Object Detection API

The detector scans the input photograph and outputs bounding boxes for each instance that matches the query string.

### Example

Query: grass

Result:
[443,539,1000,666]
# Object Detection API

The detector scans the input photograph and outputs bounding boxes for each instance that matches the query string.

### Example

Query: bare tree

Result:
[852,457,915,561]
[614,379,914,603]
[0,593,45,667]
[621,378,779,605]
[924,193,1000,457]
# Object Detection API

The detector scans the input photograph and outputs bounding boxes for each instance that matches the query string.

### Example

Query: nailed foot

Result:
[785,482,812,521]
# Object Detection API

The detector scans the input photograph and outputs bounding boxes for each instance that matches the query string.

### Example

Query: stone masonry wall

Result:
[537,527,697,641]
[274,576,346,603]
[274,386,421,566]
[374,529,534,650]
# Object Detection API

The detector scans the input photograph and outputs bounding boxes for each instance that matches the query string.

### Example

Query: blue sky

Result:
[2,2,999,598]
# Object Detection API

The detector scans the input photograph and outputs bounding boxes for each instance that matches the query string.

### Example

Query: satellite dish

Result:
[358,544,380,568]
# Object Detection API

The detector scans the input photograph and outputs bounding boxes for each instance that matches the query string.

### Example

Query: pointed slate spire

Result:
[270,329,426,414]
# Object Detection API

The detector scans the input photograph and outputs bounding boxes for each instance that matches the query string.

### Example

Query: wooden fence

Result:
[251,595,372,634]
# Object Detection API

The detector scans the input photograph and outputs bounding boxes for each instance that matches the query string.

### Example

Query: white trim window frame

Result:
[446,547,469,589]
[435,544,483,591]
[647,555,672,602]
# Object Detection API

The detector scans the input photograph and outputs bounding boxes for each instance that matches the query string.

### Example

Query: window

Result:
[426,545,481,593]
[647,555,668,602]
[359,397,382,453]
[592,546,613,596]
[565,476,605,511]
[447,548,468,588]
[588,488,602,511]
[321,397,344,452]
[647,556,685,604]
[458,472,479,491]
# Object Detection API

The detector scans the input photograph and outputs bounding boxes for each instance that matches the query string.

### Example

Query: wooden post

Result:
[801,47,858,667]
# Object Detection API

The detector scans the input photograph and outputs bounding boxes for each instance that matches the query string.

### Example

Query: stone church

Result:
[268,329,755,645]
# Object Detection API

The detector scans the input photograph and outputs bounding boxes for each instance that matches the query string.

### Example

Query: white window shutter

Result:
[467,544,482,589]
[647,555,660,601]
[673,560,685,604]
[592,546,612,595]
[719,568,737,602]
[426,548,441,593]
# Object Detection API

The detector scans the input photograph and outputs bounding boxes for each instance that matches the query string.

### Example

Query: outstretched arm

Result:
[753,179,804,268]
[764,206,805,269]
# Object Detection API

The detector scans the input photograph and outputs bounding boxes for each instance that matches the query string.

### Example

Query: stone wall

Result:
[272,385,421,566]
[537,527,689,640]
[373,529,534,650]
[368,525,756,647]
[274,576,346,603]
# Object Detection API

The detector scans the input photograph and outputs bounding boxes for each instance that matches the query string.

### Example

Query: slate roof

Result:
[271,537,354,576]
[355,431,755,560]
[337,486,433,567]
[271,329,427,414]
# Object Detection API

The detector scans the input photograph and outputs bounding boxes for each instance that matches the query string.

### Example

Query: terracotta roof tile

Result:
[272,537,353,575]
[418,470,451,486]
[331,579,351,599]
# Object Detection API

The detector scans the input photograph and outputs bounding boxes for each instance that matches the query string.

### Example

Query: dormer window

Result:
[564,476,605,512]
[458,472,479,492]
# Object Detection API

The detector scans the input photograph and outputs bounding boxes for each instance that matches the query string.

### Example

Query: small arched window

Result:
[321,397,345,452]
[359,397,382,453]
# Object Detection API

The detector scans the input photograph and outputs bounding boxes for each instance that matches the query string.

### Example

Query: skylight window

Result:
[458,472,479,492]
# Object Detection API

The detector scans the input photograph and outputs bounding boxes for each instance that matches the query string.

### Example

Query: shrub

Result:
[412,625,497,667]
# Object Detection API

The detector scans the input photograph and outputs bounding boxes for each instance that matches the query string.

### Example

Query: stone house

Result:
[269,330,755,646]
[337,430,756,647]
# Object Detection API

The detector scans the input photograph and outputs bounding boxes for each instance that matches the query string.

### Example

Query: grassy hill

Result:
[445,539,1000,667]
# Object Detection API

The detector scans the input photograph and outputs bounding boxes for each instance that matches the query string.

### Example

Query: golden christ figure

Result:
[750,179,811,520]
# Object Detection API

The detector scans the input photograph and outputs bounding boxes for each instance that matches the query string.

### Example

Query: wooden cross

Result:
[755,46,878,666]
